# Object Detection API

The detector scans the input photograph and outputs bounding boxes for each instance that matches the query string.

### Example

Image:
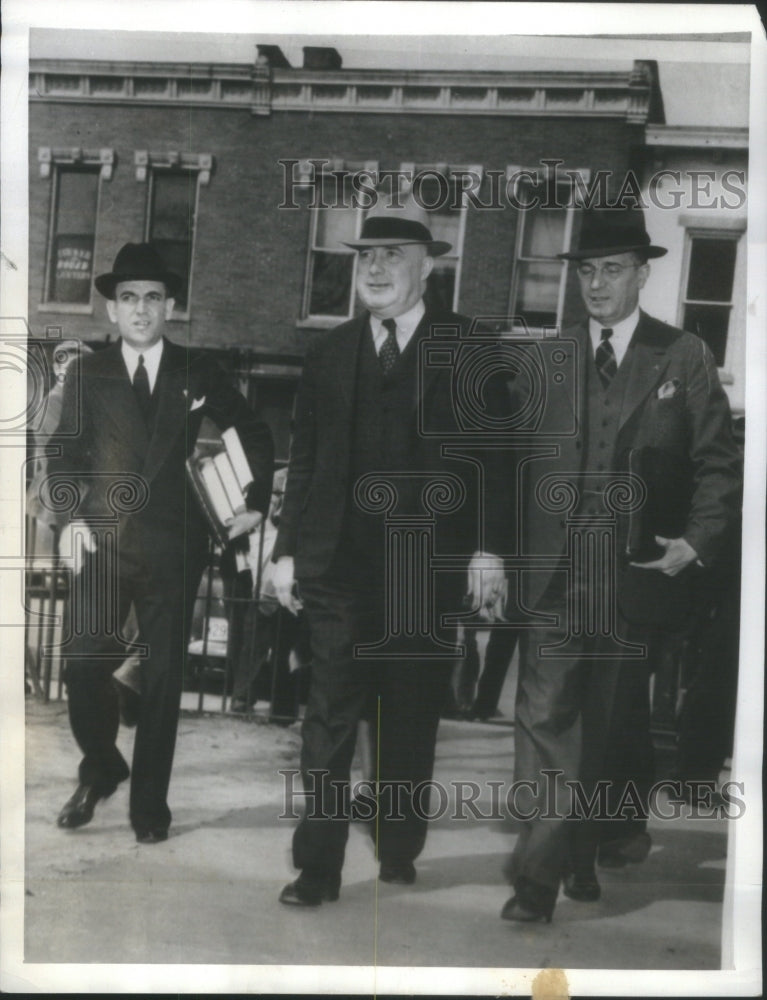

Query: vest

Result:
[577,340,634,518]
[342,324,423,561]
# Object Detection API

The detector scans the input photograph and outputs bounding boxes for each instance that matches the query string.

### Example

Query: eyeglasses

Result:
[576,262,641,280]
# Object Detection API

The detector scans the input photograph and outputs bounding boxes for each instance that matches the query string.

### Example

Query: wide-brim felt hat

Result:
[558,207,667,261]
[95,242,183,298]
[343,198,452,256]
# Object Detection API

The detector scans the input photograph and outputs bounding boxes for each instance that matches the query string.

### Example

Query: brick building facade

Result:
[29,48,666,457]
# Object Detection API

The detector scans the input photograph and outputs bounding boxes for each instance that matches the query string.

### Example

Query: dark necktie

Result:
[378,318,400,375]
[132,354,153,424]
[595,327,617,389]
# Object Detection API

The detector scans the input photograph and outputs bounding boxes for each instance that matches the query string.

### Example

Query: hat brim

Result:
[342,237,452,257]
[558,243,667,261]
[95,271,183,299]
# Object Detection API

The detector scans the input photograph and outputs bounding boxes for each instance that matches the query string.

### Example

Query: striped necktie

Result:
[595,328,617,389]
[378,318,400,375]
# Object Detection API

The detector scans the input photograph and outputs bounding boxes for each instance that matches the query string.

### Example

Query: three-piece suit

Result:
[273,306,510,880]
[507,310,741,894]
[48,337,273,835]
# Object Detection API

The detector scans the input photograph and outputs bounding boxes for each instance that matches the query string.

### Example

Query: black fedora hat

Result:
[343,197,452,257]
[95,242,182,299]
[558,206,667,261]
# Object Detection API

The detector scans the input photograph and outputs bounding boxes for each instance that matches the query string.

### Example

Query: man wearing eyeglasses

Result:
[501,205,741,923]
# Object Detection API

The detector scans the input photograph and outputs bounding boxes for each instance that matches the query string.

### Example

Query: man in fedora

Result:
[501,205,741,922]
[272,197,509,905]
[47,242,273,842]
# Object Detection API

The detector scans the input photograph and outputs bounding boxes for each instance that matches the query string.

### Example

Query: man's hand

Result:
[272,555,302,615]
[630,536,699,577]
[58,519,96,574]
[227,509,263,541]
[467,551,507,621]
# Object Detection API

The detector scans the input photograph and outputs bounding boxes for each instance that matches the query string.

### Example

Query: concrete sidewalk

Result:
[24,698,727,970]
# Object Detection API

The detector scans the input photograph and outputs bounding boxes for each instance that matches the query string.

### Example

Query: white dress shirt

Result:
[370,300,426,355]
[588,306,640,369]
[121,338,164,393]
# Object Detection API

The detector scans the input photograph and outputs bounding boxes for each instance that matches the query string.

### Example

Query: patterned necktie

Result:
[132,354,153,424]
[378,318,400,375]
[595,327,617,389]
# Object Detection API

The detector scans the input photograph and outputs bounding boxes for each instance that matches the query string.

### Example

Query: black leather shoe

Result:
[135,828,169,844]
[57,783,115,829]
[112,677,141,728]
[379,861,416,885]
[501,877,556,923]
[563,870,601,902]
[500,895,553,924]
[598,831,652,868]
[279,874,340,907]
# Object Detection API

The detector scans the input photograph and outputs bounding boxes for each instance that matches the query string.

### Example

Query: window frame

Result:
[678,226,743,374]
[37,147,113,315]
[506,166,587,334]
[299,160,379,327]
[137,151,212,322]
[399,161,481,313]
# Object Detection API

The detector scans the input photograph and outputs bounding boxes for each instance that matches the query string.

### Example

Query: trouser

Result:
[473,626,519,718]
[291,572,454,879]
[62,545,204,833]
[509,573,655,892]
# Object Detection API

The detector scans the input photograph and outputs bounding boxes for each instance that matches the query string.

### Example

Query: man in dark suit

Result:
[501,207,741,922]
[272,198,508,905]
[48,243,273,843]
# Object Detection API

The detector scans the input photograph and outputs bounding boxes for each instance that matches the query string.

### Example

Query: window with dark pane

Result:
[306,173,360,318]
[47,168,99,303]
[416,172,461,309]
[148,171,196,310]
[511,184,570,328]
[682,234,739,367]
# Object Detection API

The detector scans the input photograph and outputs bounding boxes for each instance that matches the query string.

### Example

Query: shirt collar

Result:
[370,299,426,353]
[588,306,640,368]
[121,337,164,392]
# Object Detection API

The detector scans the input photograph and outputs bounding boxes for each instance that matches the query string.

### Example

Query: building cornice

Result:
[645,125,749,149]
[29,58,663,124]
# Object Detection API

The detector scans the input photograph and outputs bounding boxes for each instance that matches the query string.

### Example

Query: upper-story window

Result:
[400,163,479,312]
[136,151,212,318]
[680,229,741,368]
[38,148,113,312]
[508,171,580,332]
[301,161,377,323]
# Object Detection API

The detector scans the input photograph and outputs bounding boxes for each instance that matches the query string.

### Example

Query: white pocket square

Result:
[657,378,681,399]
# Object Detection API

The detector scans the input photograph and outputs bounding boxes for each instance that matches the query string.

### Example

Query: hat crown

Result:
[95,242,181,298]
[343,192,452,256]
[560,204,667,261]
[111,242,169,278]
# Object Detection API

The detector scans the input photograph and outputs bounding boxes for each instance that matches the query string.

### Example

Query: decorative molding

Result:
[134,150,213,183]
[37,146,114,179]
[645,125,749,150]
[30,58,662,124]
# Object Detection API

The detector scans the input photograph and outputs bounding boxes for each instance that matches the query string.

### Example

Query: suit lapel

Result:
[330,315,366,419]
[618,311,673,431]
[142,339,195,483]
[411,309,447,412]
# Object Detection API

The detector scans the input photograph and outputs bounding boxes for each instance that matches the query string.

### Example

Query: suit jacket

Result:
[46,337,274,572]
[273,308,511,580]
[510,311,741,627]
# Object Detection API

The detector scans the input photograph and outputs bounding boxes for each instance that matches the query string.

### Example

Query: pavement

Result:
[22,688,729,976]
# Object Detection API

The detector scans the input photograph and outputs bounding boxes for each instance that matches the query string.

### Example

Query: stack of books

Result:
[186,426,254,547]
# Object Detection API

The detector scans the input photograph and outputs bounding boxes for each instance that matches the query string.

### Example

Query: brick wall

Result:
[29,101,641,353]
